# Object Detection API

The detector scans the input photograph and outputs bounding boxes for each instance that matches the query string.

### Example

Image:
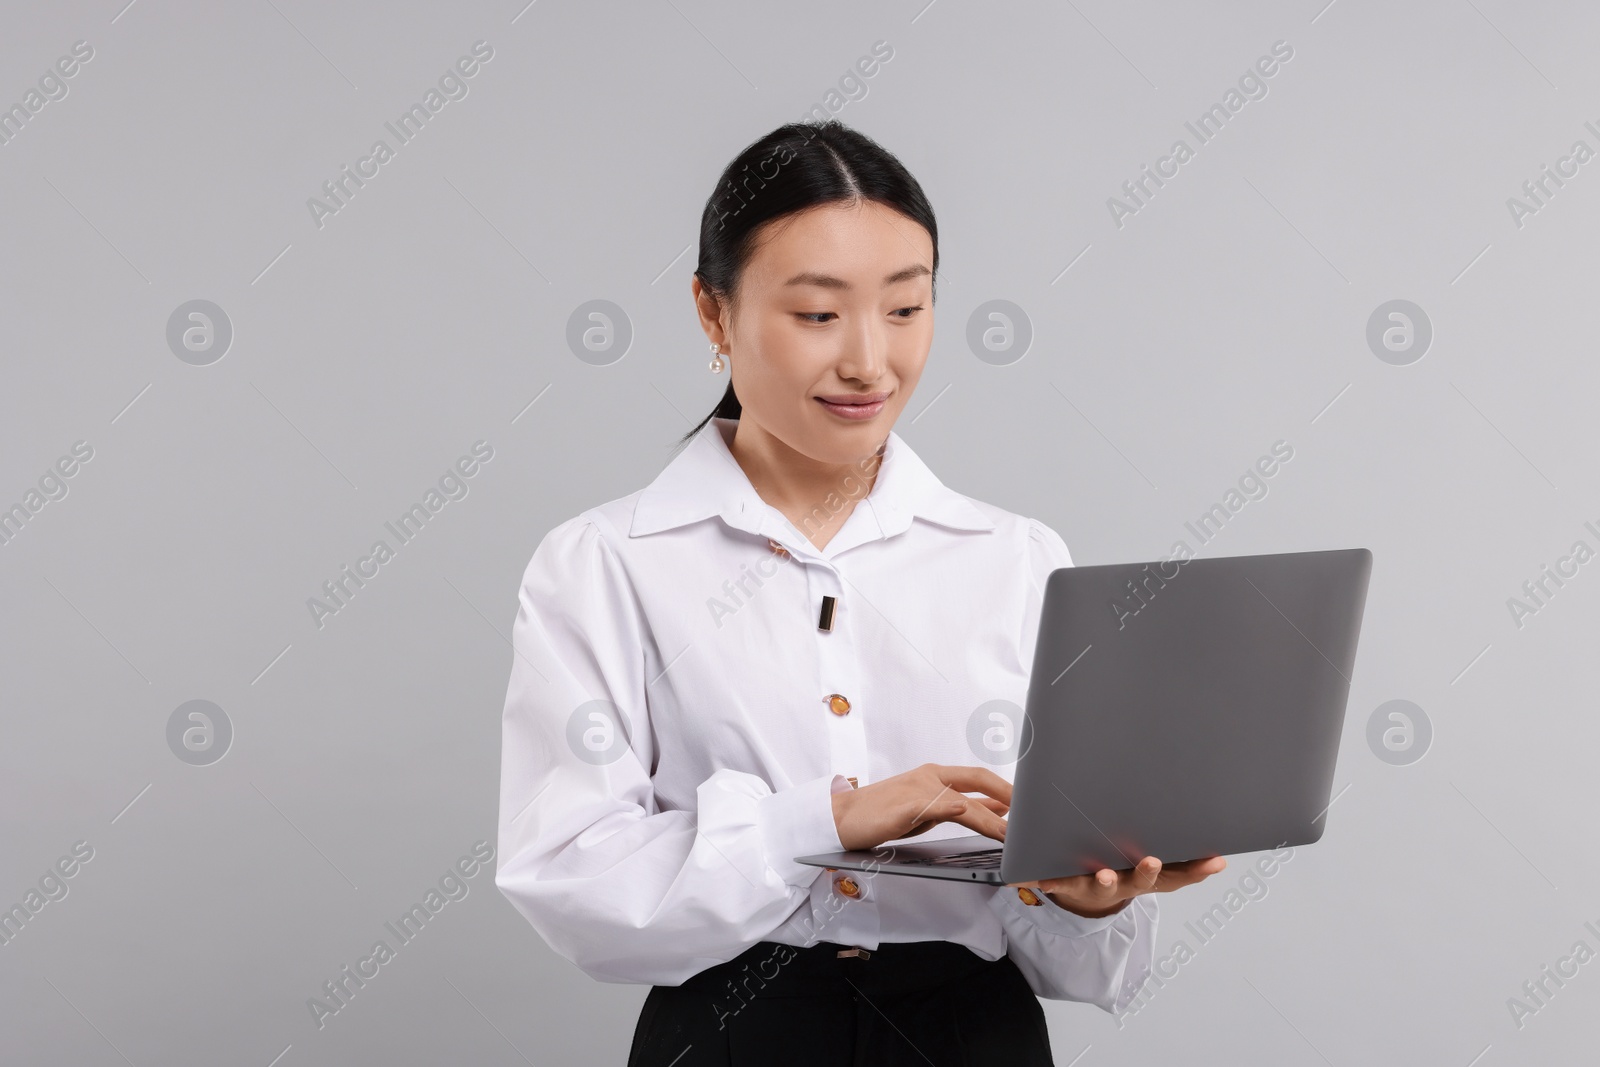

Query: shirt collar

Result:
[629,417,995,546]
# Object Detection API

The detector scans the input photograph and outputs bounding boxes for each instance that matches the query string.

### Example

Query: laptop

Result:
[796,547,1373,886]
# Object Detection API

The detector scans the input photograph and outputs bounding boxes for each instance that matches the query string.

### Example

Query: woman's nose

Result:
[835,325,888,382]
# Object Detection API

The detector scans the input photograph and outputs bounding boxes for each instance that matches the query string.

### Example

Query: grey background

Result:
[1,0,1595,1063]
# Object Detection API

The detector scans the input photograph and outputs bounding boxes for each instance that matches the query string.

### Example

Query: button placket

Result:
[808,558,878,946]
[809,562,866,790]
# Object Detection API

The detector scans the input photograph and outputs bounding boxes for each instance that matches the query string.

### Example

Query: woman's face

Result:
[697,199,935,466]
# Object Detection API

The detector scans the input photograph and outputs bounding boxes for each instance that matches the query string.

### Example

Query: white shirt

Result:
[494,417,1156,1012]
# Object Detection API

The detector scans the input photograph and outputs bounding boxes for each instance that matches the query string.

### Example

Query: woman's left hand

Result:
[1008,855,1228,918]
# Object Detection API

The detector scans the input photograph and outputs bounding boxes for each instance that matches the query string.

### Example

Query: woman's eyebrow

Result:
[783,264,931,290]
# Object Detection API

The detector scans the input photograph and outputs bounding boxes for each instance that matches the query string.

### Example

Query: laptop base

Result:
[796,833,1008,884]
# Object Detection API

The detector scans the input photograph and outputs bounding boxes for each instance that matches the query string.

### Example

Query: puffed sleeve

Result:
[494,515,851,986]
[985,518,1158,1012]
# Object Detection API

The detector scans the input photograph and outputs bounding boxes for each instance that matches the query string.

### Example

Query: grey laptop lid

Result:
[999,547,1372,885]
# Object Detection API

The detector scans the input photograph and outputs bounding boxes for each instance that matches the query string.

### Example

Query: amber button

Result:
[1017,887,1043,906]
[827,694,851,716]
[767,538,790,558]
[834,875,862,899]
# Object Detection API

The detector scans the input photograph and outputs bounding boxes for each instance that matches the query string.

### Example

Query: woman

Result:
[495,121,1226,1065]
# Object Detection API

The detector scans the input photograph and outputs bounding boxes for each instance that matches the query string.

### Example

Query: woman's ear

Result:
[690,275,729,350]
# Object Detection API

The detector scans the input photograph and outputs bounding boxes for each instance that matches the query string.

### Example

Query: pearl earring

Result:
[709,342,724,373]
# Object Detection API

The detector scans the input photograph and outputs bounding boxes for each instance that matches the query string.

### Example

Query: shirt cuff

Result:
[756,773,852,886]
[1001,885,1132,938]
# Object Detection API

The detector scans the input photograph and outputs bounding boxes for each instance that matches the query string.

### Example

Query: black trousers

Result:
[626,939,1055,1066]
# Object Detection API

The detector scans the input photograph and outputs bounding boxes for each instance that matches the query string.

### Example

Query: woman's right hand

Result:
[830,764,1012,851]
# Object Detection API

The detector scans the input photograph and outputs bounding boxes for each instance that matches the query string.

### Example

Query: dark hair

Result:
[679,120,940,445]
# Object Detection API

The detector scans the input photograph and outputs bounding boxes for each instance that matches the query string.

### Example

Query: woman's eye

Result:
[797,306,923,323]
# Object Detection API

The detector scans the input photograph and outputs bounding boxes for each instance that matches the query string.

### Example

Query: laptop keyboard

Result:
[897,848,1003,869]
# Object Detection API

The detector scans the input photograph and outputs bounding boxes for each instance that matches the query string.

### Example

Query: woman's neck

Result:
[726,419,883,550]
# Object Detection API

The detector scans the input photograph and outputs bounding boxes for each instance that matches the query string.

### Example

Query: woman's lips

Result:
[815,394,888,421]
